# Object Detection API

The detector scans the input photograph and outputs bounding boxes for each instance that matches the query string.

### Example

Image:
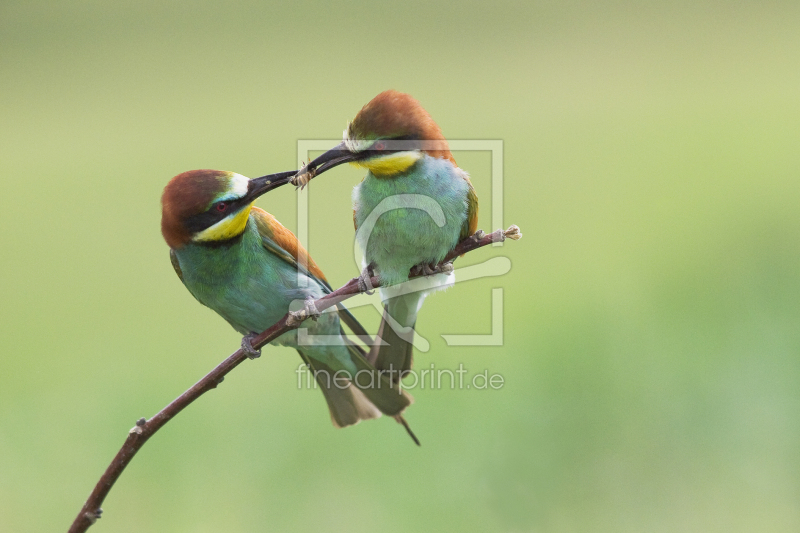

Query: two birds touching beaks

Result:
[161,90,480,445]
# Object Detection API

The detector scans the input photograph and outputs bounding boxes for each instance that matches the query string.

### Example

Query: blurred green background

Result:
[2,1,799,531]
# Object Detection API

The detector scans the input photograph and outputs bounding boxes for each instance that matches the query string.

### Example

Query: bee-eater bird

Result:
[292,90,479,384]
[161,168,416,440]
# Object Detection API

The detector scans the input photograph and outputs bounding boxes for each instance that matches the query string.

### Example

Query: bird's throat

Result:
[193,204,253,243]
[353,150,422,177]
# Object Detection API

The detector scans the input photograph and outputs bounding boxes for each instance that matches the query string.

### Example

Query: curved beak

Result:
[292,141,358,189]
[245,170,298,201]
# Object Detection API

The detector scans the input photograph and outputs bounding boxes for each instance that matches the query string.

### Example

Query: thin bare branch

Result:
[67,226,520,533]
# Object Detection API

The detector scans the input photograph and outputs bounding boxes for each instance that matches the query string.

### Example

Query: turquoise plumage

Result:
[161,170,414,434]
[354,154,474,383]
[292,90,479,384]
[353,155,471,286]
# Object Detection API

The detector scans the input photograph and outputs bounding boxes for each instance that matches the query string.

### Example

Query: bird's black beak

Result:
[245,170,298,201]
[292,141,358,189]
[305,141,358,175]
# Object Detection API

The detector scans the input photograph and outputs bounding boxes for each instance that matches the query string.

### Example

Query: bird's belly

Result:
[362,208,453,278]
[193,274,292,335]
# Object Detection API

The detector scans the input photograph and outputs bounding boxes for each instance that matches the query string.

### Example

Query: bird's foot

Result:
[291,166,316,190]
[471,229,486,243]
[440,262,455,274]
[419,262,454,277]
[287,297,321,327]
[358,264,377,295]
[241,333,261,359]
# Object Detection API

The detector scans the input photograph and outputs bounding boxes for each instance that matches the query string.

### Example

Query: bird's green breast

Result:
[353,155,470,286]
[172,217,323,336]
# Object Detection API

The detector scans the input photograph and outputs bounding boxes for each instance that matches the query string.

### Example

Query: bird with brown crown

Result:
[292,90,479,386]
[161,168,418,442]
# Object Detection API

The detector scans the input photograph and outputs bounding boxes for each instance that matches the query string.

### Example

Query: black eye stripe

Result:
[184,196,249,234]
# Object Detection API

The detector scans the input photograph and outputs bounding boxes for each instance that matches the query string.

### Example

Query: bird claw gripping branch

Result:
[421,262,454,276]
[241,334,262,359]
[286,297,321,327]
[357,264,378,295]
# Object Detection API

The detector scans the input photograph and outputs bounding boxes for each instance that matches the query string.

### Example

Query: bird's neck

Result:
[353,150,423,177]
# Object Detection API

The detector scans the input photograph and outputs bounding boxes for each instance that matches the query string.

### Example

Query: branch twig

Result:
[67,226,521,533]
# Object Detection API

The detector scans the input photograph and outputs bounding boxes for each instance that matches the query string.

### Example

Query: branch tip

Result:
[504,225,522,240]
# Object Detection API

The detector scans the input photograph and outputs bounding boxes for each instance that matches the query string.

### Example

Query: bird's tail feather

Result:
[367,292,424,385]
[395,414,421,446]
[298,340,413,430]
[336,303,374,347]
[297,352,380,428]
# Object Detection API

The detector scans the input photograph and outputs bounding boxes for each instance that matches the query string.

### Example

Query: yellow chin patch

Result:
[352,150,422,177]
[193,204,253,243]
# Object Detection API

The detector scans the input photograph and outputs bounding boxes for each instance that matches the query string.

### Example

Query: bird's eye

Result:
[215,202,228,213]
[374,141,386,151]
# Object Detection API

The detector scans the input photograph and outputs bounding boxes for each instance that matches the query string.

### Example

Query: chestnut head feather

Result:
[346,90,455,164]
[292,91,458,186]
[161,169,260,248]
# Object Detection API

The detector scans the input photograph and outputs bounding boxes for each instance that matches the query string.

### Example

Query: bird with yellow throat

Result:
[292,90,479,386]
[161,169,417,442]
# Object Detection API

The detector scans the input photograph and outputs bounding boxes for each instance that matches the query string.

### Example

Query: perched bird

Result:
[292,90,479,384]
[161,168,416,440]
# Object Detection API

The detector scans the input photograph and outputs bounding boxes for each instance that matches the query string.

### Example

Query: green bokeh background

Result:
[2,1,799,531]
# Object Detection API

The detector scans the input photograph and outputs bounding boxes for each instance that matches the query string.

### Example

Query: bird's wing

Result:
[251,207,374,343]
[169,249,184,282]
[459,173,480,242]
[250,206,332,290]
